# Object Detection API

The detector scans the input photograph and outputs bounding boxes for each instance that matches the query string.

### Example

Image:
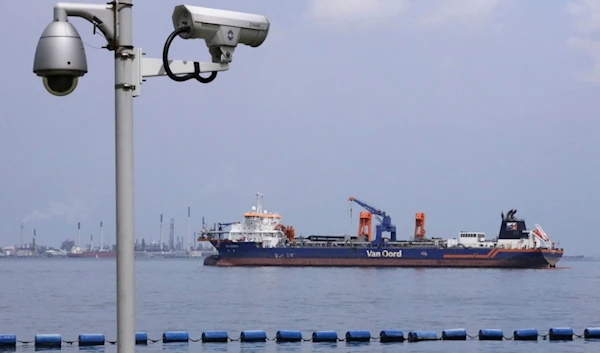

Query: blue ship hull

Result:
[204,241,563,268]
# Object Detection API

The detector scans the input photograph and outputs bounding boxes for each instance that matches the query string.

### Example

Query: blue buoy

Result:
[549,327,574,341]
[442,329,467,340]
[276,330,302,342]
[345,331,371,342]
[135,332,148,345]
[240,330,267,342]
[35,334,62,348]
[0,334,16,347]
[162,331,189,343]
[78,334,105,346]
[407,331,438,342]
[312,331,338,342]
[478,329,503,341]
[584,327,600,339]
[201,331,229,343]
[514,329,538,341]
[379,330,404,343]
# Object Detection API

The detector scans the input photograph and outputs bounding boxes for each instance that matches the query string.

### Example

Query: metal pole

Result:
[114,1,135,353]
[187,206,191,251]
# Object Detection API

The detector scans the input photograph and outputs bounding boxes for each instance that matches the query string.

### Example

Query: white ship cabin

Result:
[446,229,553,250]
[220,193,286,248]
[447,232,496,248]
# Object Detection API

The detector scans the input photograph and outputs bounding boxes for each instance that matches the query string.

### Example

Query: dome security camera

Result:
[33,21,88,97]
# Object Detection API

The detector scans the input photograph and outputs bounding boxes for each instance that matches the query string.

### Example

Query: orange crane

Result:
[414,212,426,240]
[275,224,296,242]
[356,211,373,241]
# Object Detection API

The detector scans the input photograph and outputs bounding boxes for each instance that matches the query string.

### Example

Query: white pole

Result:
[160,214,163,252]
[187,206,191,251]
[100,221,103,251]
[114,1,136,352]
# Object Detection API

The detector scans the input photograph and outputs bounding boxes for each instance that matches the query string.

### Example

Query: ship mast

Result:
[255,192,263,214]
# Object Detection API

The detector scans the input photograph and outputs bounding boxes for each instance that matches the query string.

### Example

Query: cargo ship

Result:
[67,246,116,258]
[201,193,563,268]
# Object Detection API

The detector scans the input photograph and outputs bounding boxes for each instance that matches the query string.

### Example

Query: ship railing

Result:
[287,240,445,249]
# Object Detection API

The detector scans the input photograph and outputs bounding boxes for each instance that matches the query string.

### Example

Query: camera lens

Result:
[47,76,75,93]
[43,75,78,96]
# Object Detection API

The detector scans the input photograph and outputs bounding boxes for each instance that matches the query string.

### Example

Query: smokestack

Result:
[100,221,103,251]
[159,214,163,252]
[20,223,24,248]
[77,222,81,248]
[187,206,191,252]
[90,233,93,251]
[169,218,175,251]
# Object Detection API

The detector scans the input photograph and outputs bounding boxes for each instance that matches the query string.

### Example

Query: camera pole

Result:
[33,4,268,353]
[113,1,136,353]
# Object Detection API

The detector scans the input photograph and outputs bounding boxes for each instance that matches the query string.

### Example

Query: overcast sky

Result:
[1,0,598,255]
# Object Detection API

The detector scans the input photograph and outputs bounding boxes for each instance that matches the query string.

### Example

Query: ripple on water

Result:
[0,259,598,353]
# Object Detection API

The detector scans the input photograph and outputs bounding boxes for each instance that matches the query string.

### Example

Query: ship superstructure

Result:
[198,192,293,248]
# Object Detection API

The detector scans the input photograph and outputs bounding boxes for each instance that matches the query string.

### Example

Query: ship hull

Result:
[204,242,563,269]
[67,251,116,258]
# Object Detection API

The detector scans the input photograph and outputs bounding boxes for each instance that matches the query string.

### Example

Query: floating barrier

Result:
[0,335,17,348]
[312,331,338,342]
[276,330,302,342]
[442,329,467,341]
[585,328,600,339]
[549,327,574,340]
[514,328,538,341]
[408,331,438,342]
[345,330,371,342]
[240,330,267,342]
[201,331,228,343]
[478,329,504,340]
[162,331,188,343]
[379,330,404,342]
[78,334,105,346]
[35,334,62,348]
[1,327,599,347]
[135,332,148,345]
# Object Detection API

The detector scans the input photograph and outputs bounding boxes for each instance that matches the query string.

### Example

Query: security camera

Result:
[33,21,88,97]
[171,5,269,64]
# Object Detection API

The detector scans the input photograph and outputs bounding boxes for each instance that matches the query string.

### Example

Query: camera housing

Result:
[33,21,88,97]
[171,5,270,63]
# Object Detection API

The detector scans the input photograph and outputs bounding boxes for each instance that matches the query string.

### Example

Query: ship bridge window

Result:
[461,233,477,238]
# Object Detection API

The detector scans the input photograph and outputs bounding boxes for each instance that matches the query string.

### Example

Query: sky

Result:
[0,0,599,255]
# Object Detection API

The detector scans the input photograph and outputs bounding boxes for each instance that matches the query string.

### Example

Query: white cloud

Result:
[305,0,410,28]
[196,163,239,197]
[22,200,93,224]
[416,0,503,27]
[567,0,600,84]
[305,0,504,30]
[567,0,600,34]
[567,36,600,84]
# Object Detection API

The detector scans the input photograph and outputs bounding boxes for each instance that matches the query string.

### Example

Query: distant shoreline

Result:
[563,255,598,261]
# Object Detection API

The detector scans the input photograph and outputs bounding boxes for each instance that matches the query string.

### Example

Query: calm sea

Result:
[0,258,598,353]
